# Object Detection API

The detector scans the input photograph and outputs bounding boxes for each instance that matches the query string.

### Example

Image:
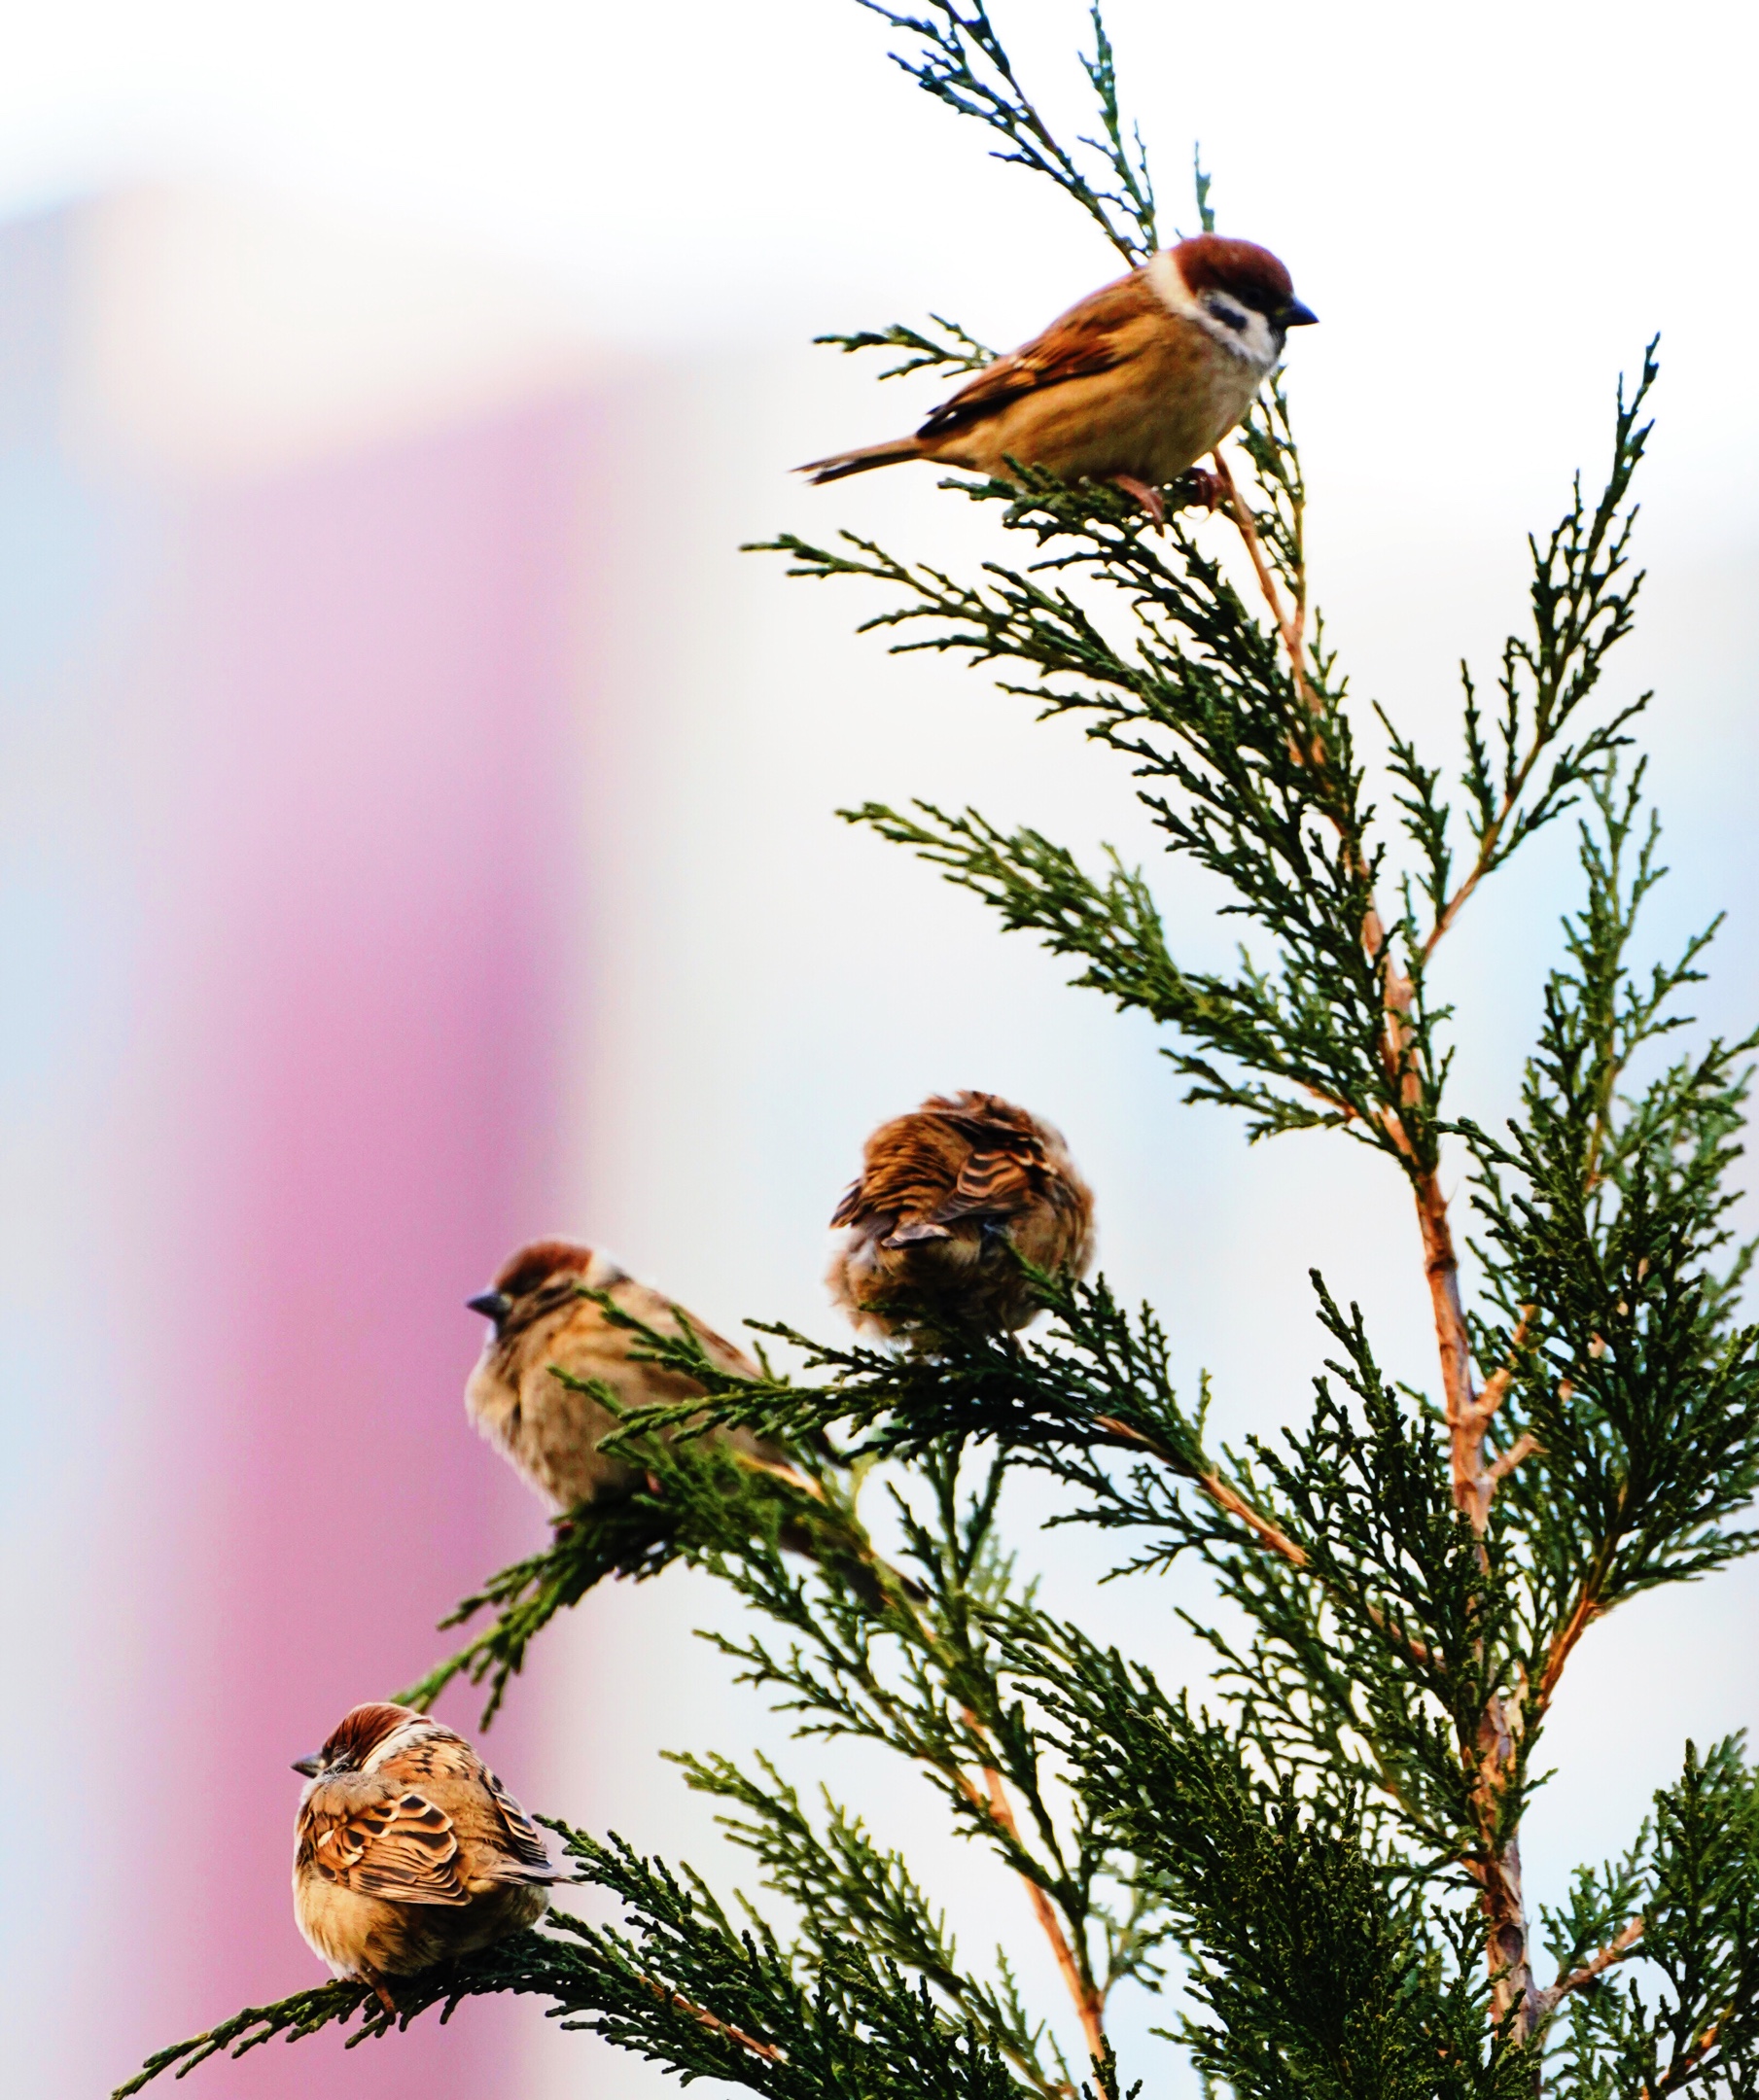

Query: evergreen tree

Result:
[118,6,1759,2097]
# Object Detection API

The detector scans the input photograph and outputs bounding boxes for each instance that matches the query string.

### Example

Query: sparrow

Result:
[828,1091,1096,1339]
[292,1701,557,2012]
[465,1240,788,1512]
[798,234,1316,523]
[468,1240,925,1609]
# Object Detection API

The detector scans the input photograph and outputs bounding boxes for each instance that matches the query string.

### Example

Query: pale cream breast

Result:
[467,1298,640,1510]
[295,1869,440,1977]
[514,1356,642,1509]
[472,1270,773,1512]
[464,1346,522,1455]
[295,1865,546,1978]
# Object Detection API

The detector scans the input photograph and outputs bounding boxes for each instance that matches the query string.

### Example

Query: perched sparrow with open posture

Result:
[828,1091,1095,1339]
[799,234,1316,522]
[466,1240,784,1511]
[292,1701,556,2011]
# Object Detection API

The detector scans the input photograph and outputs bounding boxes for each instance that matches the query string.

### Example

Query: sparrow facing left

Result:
[798,233,1316,522]
[468,1240,927,1608]
[828,1090,1096,1340]
[466,1240,787,1513]
[292,1701,557,2011]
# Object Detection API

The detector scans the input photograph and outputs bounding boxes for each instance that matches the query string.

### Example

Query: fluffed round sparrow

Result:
[292,1701,556,2011]
[828,1091,1095,1339]
[799,234,1316,523]
[465,1240,786,1512]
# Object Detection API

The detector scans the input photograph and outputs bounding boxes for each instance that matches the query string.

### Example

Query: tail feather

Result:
[795,437,925,484]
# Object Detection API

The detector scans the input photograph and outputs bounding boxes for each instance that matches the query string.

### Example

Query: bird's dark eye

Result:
[1208,298,1249,332]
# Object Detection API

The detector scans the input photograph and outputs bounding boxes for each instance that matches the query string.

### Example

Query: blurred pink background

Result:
[4,198,601,2092]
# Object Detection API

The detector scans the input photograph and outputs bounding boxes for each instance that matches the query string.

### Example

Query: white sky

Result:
[5,0,1757,603]
[0,0,1751,399]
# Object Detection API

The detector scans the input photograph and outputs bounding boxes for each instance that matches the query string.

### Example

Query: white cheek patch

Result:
[1143,250,1200,317]
[1194,302,1279,373]
[1196,304,1277,371]
[1235,311,1281,372]
[1144,254,1280,374]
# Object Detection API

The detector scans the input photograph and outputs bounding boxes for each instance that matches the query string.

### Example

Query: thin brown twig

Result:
[1452,1307,1536,1535]
[669,1463,1091,2072]
[1091,1414,1305,1568]
[1420,742,1556,963]
[827,1513,1103,2078]
[1214,443,1488,1512]
[1537,1575,1611,1710]
[650,1551,1095,2086]
[1211,448,1419,1097]
[1536,1913,1644,2016]
[955,1723,1107,2067]
[1199,1469,1311,1570]
[644,1978,783,2062]
[1485,1432,1541,1488]
[1447,1300,1539,2040]
[1302,1078,1359,1120]
[1091,1416,1439,1669]
[1671,2010,1730,2089]
[1152,453,1477,1551]
[1211,451,1307,706]
[1477,1318,1535,1422]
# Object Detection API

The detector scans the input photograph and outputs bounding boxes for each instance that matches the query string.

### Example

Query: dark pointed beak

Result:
[1283,298,1319,328]
[292,1754,323,1777]
[467,1290,512,1323]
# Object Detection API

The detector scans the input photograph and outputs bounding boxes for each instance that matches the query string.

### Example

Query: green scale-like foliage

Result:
[120,6,1759,2099]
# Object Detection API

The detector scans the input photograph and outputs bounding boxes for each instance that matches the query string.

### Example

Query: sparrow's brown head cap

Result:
[492,1239,599,1299]
[294,1700,431,1778]
[469,1239,628,1338]
[1172,234,1316,328]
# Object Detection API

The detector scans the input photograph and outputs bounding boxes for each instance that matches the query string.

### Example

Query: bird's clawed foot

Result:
[1186,467,1224,512]
[1111,474,1166,528]
[361,1968,400,2017]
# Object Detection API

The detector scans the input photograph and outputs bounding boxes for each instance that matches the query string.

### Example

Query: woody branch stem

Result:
[1217,428,1550,2035]
[956,1713,1107,2066]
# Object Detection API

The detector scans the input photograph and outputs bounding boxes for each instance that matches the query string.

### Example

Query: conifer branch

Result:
[400,1403,918,1728]
[118,1826,1051,2100]
[857,1,1157,262]
[815,315,997,382]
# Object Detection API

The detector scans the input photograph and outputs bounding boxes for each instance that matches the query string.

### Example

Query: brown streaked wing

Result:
[917,273,1159,442]
[934,1146,1038,1224]
[484,1768,558,1878]
[932,1097,1038,1147]
[616,1277,760,1382]
[299,1784,470,1906]
[837,1128,963,1229]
